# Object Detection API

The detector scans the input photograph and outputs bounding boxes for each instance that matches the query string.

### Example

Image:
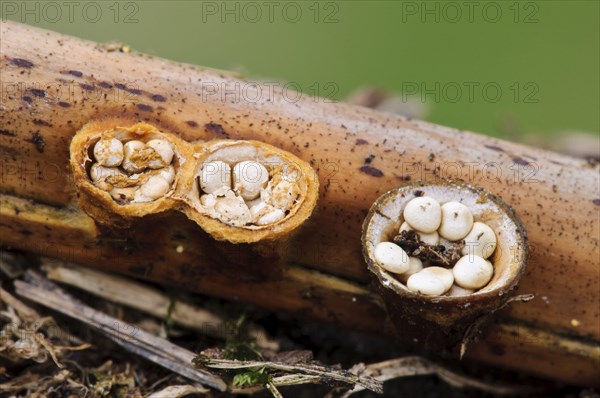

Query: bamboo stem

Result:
[1,21,599,386]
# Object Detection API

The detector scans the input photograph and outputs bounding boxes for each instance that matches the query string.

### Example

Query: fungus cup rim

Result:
[175,139,320,244]
[362,180,528,306]
[70,119,192,223]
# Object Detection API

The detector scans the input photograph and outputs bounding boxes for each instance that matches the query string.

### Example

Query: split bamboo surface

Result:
[0,21,598,386]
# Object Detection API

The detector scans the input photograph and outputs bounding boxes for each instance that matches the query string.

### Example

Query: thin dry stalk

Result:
[328,356,538,397]
[146,384,209,397]
[41,260,279,350]
[14,271,227,391]
[196,356,383,394]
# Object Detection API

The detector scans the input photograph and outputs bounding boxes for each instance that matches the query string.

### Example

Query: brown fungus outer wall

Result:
[362,181,529,355]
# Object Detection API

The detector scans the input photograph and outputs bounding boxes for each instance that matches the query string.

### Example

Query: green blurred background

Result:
[3,0,599,140]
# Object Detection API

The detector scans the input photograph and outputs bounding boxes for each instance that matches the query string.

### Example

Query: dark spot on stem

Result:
[0,145,19,159]
[115,83,142,95]
[22,96,33,103]
[33,119,52,127]
[513,156,530,166]
[25,132,45,153]
[150,94,167,102]
[58,101,71,108]
[359,165,384,177]
[11,58,34,68]
[29,89,46,97]
[485,145,505,152]
[205,122,228,136]
[414,190,424,197]
[136,103,153,112]
[364,154,375,164]
[586,156,600,167]
[67,70,83,77]
[99,81,113,89]
[0,130,16,137]
[593,199,600,206]
[171,231,187,241]
[186,120,198,127]
[80,83,95,91]
[356,138,369,145]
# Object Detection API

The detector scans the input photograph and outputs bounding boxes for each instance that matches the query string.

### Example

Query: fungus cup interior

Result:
[81,125,185,205]
[363,182,528,303]
[185,140,312,230]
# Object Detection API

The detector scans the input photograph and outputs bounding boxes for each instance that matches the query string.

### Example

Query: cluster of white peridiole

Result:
[197,159,300,227]
[90,137,175,204]
[374,196,497,296]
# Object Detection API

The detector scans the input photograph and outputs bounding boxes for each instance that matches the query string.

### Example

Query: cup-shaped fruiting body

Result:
[176,140,319,243]
[362,181,528,353]
[70,119,191,225]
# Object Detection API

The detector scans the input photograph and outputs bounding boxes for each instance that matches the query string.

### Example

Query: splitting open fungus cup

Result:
[362,181,528,354]
[175,140,319,243]
[70,120,192,226]
[71,121,319,244]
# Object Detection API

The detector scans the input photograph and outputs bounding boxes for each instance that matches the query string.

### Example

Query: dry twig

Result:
[195,351,384,394]
[14,271,227,391]
[42,260,279,350]
[146,384,209,397]
[325,356,539,397]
